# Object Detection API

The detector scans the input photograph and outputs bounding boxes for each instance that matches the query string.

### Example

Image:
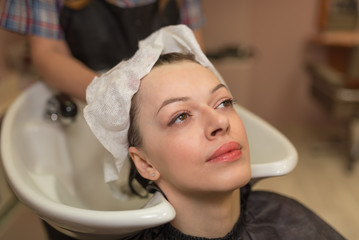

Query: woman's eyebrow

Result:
[156,96,190,115]
[211,83,227,94]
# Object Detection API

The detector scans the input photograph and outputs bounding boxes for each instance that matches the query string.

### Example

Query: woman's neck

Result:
[167,188,241,238]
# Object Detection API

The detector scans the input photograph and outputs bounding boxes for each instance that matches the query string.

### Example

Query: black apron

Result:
[59,0,180,71]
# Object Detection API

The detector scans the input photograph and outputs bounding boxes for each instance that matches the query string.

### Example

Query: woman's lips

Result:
[207,141,242,163]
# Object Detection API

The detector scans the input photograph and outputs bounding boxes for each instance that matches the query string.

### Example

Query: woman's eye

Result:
[168,112,191,126]
[217,99,234,109]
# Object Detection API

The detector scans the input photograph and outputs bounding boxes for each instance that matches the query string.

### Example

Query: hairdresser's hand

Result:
[29,35,98,102]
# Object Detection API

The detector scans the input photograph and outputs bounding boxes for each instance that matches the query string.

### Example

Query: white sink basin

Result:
[1,82,297,239]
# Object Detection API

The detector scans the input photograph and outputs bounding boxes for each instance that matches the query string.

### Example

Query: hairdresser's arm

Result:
[29,35,98,101]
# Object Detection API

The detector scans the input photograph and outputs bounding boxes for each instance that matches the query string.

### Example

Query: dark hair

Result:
[128,52,199,197]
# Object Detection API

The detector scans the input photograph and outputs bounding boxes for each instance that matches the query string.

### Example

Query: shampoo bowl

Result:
[1,82,297,239]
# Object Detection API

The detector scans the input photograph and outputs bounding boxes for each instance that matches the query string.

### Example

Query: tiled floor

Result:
[1,123,358,240]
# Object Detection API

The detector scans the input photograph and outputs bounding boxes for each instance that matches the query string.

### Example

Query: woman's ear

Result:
[129,146,160,181]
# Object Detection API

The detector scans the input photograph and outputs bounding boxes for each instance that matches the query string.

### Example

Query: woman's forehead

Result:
[140,61,219,93]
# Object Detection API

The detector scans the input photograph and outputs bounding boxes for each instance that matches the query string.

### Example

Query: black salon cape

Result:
[122,185,344,240]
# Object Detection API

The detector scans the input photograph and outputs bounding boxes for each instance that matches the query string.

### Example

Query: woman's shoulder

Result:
[247,190,307,209]
[243,189,345,239]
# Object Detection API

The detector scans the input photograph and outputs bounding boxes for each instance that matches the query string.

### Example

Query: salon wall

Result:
[203,0,326,127]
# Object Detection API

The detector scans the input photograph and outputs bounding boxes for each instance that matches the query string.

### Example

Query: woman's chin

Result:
[210,171,252,193]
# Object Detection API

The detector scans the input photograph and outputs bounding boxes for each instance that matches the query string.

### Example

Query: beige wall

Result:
[203,1,328,127]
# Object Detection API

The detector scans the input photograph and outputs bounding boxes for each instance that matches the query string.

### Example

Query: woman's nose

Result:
[204,108,230,139]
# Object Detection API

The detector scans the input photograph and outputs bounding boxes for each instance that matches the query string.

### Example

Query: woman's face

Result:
[130,61,251,197]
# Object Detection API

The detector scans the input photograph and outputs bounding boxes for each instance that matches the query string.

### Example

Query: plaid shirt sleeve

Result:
[0,0,64,39]
[179,0,204,30]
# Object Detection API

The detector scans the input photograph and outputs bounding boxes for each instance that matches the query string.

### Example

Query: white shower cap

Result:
[84,24,225,199]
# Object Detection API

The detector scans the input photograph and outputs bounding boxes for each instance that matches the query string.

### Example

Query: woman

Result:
[128,52,250,238]
[84,25,344,239]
